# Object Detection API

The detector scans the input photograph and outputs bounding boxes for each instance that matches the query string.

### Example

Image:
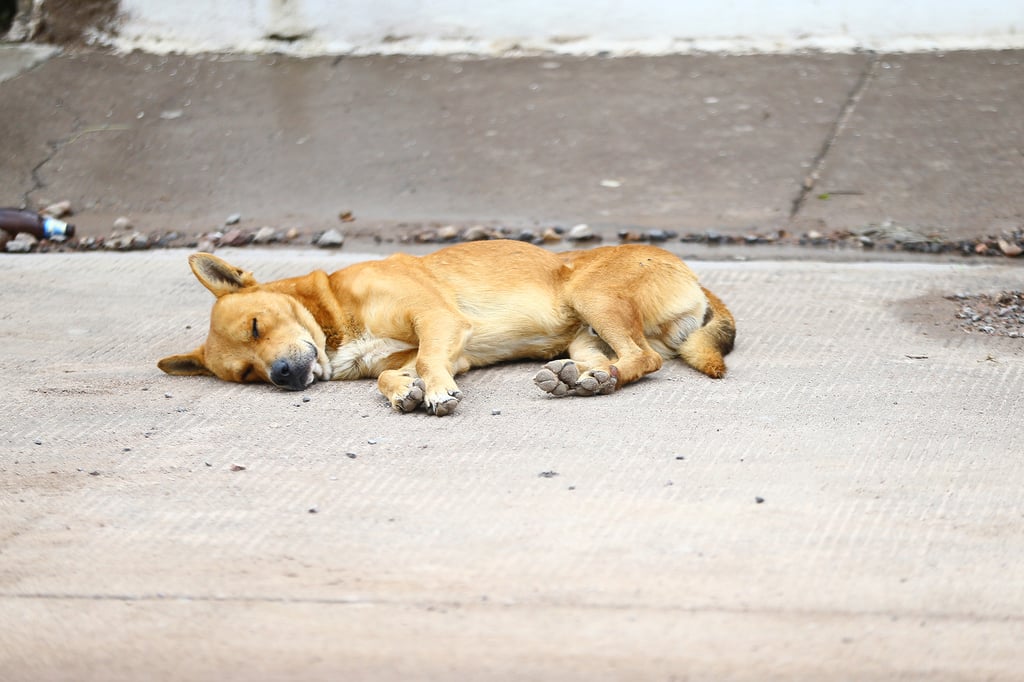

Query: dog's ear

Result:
[188,252,258,297]
[158,348,214,376]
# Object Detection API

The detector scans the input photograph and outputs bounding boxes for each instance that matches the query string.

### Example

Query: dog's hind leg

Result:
[572,296,664,388]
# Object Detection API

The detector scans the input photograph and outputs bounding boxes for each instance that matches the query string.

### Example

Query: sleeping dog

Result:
[159,240,735,415]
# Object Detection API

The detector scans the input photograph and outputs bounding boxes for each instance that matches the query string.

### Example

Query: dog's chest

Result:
[329,333,415,379]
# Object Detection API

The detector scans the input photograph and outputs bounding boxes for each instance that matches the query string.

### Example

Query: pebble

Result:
[437,225,459,241]
[998,238,1022,257]
[252,226,278,244]
[221,228,248,247]
[113,216,133,231]
[225,213,242,225]
[566,223,596,241]
[462,225,491,241]
[41,200,72,217]
[491,409,501,415]
[755,496,765,504]
[6,233,36,252]
[541,227,562,244]
[316,229,345,248]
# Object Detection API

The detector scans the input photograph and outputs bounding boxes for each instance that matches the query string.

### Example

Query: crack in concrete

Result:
[23,97,86,208]
[789,53,881,219]
[3,591,1023,624]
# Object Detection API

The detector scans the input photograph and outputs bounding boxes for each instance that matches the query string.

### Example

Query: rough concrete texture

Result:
[1,249,1022,680]
[0,47,1021,242]
[1,44,1023,680]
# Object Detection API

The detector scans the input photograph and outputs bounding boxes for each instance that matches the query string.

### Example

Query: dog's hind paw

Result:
[534,360,617,397]
[392,378,426,412]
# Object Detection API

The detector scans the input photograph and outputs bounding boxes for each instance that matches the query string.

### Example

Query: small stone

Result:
[975,242,989,255]
[225,213,242,225]
[998,238,1022,257]
[252,226,278,244]
[284,227,300,241]
[302,396,311,403]
[541,227,562,244]
[367,439,378,445]
[230,464,246,472]
[41,200,72,217]
[618,230,645,242]
[113,216,133,231]
[339,210,355,222]
[462,225,491,241]
[345,452,357,459]
[567,223,595,241]
[89,470,101,476]
[221,228,248,247]
[491,409,501,415]
[755,496,765,504]
[806,230,823,240]
[129,232,150,249]
[437,225,459,240]
[646,229,673,242]
[6,233,36,252]
[316,229,345,248]
[164,393,173,398]
[34,439,42,445]
[160,109,183,120]
[308,506,319,514]
[538,471,559,478]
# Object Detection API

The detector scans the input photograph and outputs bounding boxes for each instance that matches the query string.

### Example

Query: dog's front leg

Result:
[378,365,426,413]
[412,311,472,416]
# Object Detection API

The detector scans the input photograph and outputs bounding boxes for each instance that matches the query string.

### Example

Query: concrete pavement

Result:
[2,249,1023,680]
[1,43,1023,680]
[1,46,1022,245]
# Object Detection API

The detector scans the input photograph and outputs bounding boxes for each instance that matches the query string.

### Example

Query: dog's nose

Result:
[270,358,306,391]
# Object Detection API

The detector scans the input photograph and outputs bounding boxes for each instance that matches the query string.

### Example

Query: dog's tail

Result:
[679,286,736,378]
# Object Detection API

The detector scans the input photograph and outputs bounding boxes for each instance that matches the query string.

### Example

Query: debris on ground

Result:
[947,291,1024,338]
[4,212,1021,259]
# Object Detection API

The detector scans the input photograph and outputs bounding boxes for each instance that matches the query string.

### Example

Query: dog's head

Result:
[158,253,331,390]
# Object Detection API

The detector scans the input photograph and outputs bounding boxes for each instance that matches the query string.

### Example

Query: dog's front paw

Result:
[425,390,462,417]
[391,378,426,413]
[534,360,617,397]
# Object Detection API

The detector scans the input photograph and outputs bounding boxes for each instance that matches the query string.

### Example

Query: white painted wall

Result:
[114,0,1024,54]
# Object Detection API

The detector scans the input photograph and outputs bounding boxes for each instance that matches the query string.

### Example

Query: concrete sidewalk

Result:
[1,249,1022,680]
[0,45,1022,246]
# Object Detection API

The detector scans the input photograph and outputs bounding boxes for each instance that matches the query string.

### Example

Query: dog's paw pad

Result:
[393,378,425,412]
[426,391,461,416]
[535,360,617,397]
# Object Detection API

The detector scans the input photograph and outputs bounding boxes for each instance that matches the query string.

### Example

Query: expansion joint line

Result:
[789,53,882,219]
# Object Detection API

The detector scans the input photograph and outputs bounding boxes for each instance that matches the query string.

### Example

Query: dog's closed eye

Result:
[251,317,260,340]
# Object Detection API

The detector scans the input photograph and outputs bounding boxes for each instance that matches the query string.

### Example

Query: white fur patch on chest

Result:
[328,332,415,379]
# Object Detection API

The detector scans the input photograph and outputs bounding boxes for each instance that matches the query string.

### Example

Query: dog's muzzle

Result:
[269,342,324,391]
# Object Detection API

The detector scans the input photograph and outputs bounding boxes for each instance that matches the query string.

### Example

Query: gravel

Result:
[948,291,1024,338]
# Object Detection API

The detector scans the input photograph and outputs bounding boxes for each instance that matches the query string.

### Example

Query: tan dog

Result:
[158,240,735,415]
